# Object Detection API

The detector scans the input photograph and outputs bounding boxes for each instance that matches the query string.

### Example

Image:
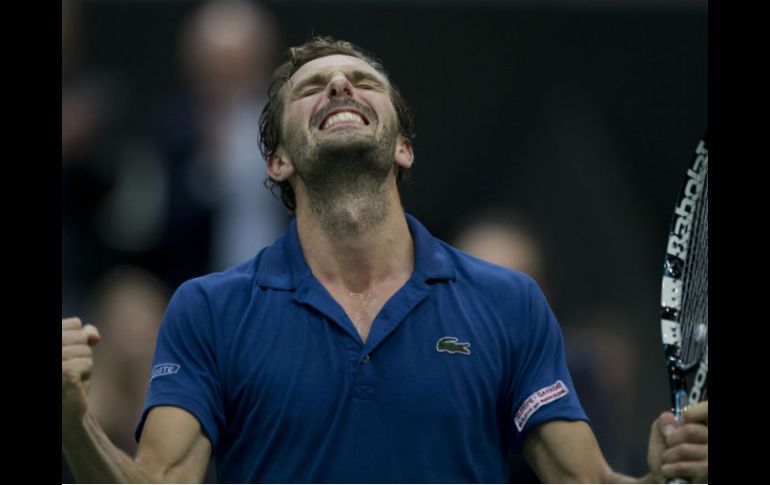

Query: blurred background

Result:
[62,0,707,482]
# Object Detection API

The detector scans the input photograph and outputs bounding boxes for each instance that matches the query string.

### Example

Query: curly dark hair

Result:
[259,36,415,211]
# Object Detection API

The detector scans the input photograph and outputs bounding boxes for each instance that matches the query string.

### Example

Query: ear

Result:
[394,136,414,169]
[267,149,295,182]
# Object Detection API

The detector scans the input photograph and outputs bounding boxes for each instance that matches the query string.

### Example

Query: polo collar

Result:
[255,213,455,290]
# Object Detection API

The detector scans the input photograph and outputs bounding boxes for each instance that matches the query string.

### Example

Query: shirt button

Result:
[362,354,371,364]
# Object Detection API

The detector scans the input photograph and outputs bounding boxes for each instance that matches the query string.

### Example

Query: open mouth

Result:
[319,109,370,130]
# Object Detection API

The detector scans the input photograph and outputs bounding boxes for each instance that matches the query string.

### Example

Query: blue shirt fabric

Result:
[136,214,589,483]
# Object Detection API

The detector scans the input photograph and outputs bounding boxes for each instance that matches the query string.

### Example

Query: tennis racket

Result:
[659,132,708,484]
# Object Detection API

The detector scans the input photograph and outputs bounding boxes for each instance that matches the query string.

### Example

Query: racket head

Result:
[660,132,708,407]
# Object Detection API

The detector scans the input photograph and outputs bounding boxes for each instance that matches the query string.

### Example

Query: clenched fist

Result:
[647,401,708,483]
[62,317,101,427]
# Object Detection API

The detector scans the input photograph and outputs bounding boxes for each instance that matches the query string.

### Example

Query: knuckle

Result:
[678,443,695,459]
[662,445,682,463]
[671,462,684,474]
[660,450,673,465]
[62,317,82,328]
[669,427,687,445]
[681,425,696,440]
[61,364,79,382]
[62,345,92,360]
[684,424,707,442]
[661,449,674,463]
[663,462,685,477]
[61,357,93,374]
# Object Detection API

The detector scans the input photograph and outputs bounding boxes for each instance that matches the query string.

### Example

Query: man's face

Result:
[276,54,402,180]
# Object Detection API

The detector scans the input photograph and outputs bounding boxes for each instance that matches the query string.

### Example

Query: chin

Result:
[318,131,376,148]
[317,137,380,159]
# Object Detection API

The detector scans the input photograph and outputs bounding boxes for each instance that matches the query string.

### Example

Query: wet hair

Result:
[259,36,415,211]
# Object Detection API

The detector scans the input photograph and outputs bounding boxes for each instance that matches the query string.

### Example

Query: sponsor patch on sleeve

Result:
[514,380,569,431]
[150,363,181,381]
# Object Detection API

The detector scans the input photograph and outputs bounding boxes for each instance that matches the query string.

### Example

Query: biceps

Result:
[134,406,212,483]
[522,420,610,483]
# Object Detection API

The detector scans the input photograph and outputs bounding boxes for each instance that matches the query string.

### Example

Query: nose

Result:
[327,74,354,98]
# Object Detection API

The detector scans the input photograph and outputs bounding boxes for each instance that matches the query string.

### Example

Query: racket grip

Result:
[672,388,689,423]
[667,366,690,483]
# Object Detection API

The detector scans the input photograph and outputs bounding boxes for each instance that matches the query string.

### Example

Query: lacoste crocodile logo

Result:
[436,336,471,355]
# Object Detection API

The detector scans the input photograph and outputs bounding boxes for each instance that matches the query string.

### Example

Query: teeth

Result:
[322,111,365,129]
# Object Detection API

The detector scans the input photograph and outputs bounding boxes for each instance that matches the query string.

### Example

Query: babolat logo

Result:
[436,336,471,355]
[151,363,181,381]
[667,141,707,260]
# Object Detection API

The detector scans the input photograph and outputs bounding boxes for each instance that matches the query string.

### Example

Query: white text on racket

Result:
[689,346,708,404]
[667,141,707,260]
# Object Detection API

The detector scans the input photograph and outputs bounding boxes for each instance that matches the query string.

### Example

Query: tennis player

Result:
[62,36,708,483]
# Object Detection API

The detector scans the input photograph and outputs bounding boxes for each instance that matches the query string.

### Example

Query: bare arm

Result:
[62,317,211,483]
[63,406,211,483]
[522,420,621,483]
[521,407,708,484]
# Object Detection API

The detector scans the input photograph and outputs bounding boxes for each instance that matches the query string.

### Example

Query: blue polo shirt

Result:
[136,214,588,483]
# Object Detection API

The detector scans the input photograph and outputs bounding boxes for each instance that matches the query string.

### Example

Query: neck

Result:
[294,180,414,293]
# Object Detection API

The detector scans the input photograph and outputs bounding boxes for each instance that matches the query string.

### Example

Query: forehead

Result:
[290,54,387,84]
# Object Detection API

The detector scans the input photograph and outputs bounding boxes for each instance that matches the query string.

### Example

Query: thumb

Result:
[658,411,679,446]
[83,324,101,346]
[648,411,676,483]
[651,411,678,445]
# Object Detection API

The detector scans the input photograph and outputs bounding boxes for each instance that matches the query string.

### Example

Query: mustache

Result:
[310,99,378,129]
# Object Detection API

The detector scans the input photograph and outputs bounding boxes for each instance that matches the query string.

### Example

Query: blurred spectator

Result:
[86,266,170,455]
[563,307,645,476]
[63,4,285,481]
[61,264,169,484]
[451,209,549,294]
[63,265,222,483]
[127,0,288,290]
[62,0,125,317]
[451,207,644,480]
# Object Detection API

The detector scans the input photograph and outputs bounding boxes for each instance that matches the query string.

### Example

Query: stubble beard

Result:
[285,119,399,237]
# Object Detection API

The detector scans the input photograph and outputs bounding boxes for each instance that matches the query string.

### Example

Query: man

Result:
[62,36,708,483]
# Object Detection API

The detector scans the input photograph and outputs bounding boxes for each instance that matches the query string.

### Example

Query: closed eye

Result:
[301,87,322,97]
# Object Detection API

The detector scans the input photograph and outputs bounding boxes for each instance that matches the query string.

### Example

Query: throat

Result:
[308,185,392,239]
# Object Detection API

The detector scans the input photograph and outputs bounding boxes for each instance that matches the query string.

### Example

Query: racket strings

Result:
[679,169,708,366]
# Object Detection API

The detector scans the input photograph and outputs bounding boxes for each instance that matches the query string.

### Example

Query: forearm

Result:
[601,468,653,484]
[62,412,154,484]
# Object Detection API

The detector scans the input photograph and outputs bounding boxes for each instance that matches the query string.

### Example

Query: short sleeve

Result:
[508,277,589,453]
[134,279,225,449]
